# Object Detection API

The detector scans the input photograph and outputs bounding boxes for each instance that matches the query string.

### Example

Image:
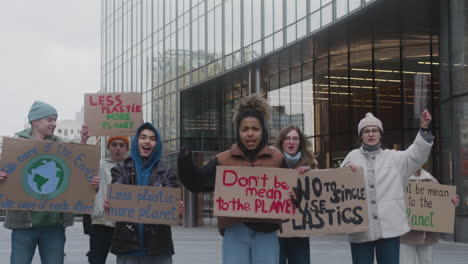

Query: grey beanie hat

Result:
[358,112,383,135]
[28,101,58,122]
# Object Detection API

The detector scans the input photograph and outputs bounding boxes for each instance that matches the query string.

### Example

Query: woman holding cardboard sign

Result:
[178,94,284,264]
[341,110,434,264]
[400,168,459,264]
[274,125,318,264]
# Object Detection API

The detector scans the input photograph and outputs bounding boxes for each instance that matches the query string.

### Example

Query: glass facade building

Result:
[101,0,468,241]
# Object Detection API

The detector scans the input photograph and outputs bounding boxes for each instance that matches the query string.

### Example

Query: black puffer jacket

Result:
[110,157,178,256]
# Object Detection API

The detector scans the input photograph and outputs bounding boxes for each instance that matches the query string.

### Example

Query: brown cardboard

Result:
[278,167,368,237]
[404,182,456,233]
[104,184,181,225]
[0,137,100,214]
[214,166,368,238]
[84,92,143,136]
[213,166,298,219]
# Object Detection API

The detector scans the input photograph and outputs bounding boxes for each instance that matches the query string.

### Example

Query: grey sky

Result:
[0,0,100,136]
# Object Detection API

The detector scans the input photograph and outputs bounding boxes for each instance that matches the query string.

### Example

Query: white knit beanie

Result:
[358,113,383,135]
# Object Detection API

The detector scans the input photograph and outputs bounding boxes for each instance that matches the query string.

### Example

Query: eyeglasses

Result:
[285,136,300,142]
[362,128,380,135]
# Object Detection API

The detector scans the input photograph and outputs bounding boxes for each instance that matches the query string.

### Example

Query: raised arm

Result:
[177,148,217,192]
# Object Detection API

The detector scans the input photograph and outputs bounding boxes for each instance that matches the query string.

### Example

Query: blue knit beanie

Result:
[28,101,58,123]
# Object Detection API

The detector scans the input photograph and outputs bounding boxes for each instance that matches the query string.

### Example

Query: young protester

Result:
[274,125,318,264]
[109,122,177,264]
[399,168,459,264]
[178,94,284,264]
[341,110,433,264]
[0,101,99,264]
[89,136,129,264]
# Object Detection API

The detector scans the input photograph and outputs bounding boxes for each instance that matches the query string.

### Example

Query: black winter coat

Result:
[110,157,178,256]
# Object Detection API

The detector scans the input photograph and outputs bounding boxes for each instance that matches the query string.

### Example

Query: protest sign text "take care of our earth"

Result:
[0,137,99,214]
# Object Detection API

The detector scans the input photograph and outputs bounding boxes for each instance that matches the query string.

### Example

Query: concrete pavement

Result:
[0,223,467,263]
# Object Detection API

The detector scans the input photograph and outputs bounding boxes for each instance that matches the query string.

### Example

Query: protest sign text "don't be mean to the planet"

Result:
[214,166,297,219]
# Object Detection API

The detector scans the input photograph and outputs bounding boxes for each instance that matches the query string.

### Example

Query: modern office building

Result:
[101,0,468,241]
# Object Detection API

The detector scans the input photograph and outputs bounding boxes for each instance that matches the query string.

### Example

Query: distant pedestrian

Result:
[341,110,433,264]
[274,125,318,264]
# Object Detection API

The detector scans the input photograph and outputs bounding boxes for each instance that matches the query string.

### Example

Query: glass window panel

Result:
[310,11,321,32]
[297,18,307,39]
[274,30,283,50]
[349,0,361,12]
[297,0,307,19]
[286,0,296,25]
[264,0,274,36]
[265,35,274,54]
[302,78,314,136]
[215,6,222,59]
[286,24,296,44]
[252,41,262,59]
[322,0,332,5]
[279,85,292,127]
[199,15,206,66]
[268,74,280,138]
[207,0,214,10]
[336,0,348,18]
[165,0,171,25]
[207,10,215,62]
[233,0,241,51]
[321,4,333,26]
[310,0,320,12]
[224,0,233,54]
[291,80,303,130]
[243,0,252,46]
[192,19,199,69]
[402,45,431,130]
[274,0,283,32]
[252,0,262,42]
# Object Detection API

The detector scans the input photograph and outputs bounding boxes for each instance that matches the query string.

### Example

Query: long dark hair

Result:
[274,125,318,169]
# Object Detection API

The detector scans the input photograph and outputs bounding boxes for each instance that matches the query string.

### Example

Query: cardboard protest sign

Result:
[279,167,368,237]
[104,184,181,225]
[213,166,297,219]
[404,182,456,233]
[84,92,143,136]
[0,137,99,214]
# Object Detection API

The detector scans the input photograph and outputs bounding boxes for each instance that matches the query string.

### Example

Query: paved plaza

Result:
[0,223,467,263]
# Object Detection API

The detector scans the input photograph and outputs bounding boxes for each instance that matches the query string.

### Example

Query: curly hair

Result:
[233,93,271,125]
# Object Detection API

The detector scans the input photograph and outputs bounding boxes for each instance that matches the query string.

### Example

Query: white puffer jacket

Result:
[341,132,432,243]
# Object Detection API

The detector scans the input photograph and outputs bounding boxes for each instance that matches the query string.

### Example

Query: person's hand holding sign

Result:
[90,176,100,190]
[0,171,8,182]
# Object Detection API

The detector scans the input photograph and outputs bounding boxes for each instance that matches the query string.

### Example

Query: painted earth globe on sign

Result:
[26,158,64,195]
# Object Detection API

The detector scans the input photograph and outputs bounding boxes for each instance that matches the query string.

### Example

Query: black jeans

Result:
[350,237,400,264]
[90,224,114,264]
[279,237,310,264]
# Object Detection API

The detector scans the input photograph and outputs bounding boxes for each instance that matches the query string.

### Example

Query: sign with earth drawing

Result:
[0,137,100,214]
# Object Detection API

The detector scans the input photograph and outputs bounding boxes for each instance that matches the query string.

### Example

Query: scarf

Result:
[284,151,302,168]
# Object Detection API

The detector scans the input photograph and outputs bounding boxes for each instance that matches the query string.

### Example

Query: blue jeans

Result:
[223,224,279,264]
[11,226,66,264]
[279,237,310,264]
[350,237,400,264]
